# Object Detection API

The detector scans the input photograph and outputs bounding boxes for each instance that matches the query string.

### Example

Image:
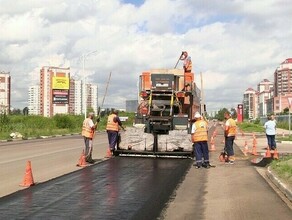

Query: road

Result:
[0,133,108,197]
[0,129,291,219]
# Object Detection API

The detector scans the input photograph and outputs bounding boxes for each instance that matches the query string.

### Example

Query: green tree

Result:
[215,108,229,121]
[230,108,237,119]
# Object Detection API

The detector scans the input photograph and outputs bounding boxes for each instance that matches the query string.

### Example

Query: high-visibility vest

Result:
[226,118,236,137]
[82,118,94,138]
[106,114,119,131]
[191,119,208,142]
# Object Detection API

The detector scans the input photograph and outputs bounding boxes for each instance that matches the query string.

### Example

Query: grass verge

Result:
[270,155,292,186]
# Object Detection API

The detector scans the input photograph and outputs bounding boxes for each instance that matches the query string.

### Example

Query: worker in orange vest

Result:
[191,112,213,169]
[106,109,125,157]
[180,51,192,73]
[224,111,237,164]
[82,112,99,164]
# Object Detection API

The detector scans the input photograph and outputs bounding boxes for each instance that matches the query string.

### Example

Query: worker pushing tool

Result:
[81,112,99,164]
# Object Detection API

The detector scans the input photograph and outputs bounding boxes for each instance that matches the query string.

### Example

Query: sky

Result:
[0,0,292,113]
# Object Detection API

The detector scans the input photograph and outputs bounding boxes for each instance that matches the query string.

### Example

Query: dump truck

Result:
[116,56,201,157]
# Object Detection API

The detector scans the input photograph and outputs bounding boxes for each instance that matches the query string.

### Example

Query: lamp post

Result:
[82,50,97,119]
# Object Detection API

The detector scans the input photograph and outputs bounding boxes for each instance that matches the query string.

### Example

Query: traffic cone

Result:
[105,148,112,158]
[241,130,245,137]
[282,132,285,137]
[243,141,249,155]
[20,161,35,187]
[251,143,259,156]
[252,137,257,145]
[209,137,216,151]
[273,149,279,160]
[265,146,271,158]
[76,150,87,167]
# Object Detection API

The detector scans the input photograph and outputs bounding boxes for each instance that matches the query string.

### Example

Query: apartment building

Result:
[69,79,98,115]
[0,71,11,114]
[40,66,70,117]
[243,88,258,119]
[273,58,292,114]
[28,85,40,115]
[257,79,273,116]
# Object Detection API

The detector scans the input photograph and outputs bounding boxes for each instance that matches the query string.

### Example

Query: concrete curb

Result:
[266,166,292,202]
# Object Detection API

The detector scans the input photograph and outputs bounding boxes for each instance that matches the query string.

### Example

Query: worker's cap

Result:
[88,112,94,117]
[194,112,201,118]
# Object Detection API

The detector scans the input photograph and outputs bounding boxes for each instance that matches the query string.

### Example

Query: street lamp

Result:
[82,50,97,119]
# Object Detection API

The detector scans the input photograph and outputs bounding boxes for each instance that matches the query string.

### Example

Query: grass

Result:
[0,113,135,141]
[237,122,265,133]
[276,136,292,142]
[270,155,292,185]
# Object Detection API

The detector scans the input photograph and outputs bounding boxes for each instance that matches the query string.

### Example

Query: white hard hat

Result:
[194,112,201,118]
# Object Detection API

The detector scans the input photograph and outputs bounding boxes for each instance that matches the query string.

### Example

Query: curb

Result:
[266,166,292,202]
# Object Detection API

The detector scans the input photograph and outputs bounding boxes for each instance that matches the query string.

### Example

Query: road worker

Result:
[224,111,236,164]
[180,51,192,73]
[191,112,212,169]
[106,109,125,157]
[82,112,99,164]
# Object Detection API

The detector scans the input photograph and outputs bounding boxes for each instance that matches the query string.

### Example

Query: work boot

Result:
[202,162,211,169]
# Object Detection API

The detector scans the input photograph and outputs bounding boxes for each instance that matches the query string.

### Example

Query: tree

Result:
[230,108,237,119]
[23,107,29,115]
[215,108,229,121]
[283,107,289,115]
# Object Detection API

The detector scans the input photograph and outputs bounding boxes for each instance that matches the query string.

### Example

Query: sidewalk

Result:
[235,128,292,204]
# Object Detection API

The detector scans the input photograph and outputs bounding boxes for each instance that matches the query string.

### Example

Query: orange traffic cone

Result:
[265,146,271,158]
[105,148,112,158]
[273,149,279,160]
[251,144,259,156]
[209,137,216,151]
[243,141,249,155]
[20,161,35,187]
[252,137,257,145]
[76,150,87,167]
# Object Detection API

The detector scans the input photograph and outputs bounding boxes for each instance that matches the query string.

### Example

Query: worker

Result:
[82,112,99,164]
[180,51,192,73]
[224,111,237,164]
[264,115,277,151]
[191,112,212,169]
[106,109,125,157]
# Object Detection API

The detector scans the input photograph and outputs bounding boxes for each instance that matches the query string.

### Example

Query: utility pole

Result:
[200,72,205,115]
[82,50,97,119]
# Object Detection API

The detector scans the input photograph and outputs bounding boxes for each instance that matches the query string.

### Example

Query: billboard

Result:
[52,76,69,90]
[53,89,69,104]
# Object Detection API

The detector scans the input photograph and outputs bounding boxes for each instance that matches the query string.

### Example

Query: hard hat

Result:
[194,112,201,118]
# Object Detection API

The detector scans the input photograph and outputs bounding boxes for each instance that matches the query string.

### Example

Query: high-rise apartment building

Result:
[87,83,98,114]
[243,88,258,119]
[40,66,70,117]
[257,79,273,116]
[273,58,292,113]
[0,71,11,114]
[69,79,98,115]
[28,85,40,115]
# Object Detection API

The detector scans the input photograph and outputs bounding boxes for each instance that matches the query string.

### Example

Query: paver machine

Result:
[116,54,201,157]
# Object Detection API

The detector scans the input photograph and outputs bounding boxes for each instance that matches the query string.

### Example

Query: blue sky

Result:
[0,0,291,112]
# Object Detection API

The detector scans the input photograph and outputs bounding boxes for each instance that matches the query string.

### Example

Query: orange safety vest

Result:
[226,118,236,137]
[191,119,208,142]
[106,114,119,131]
[82,118,94,138]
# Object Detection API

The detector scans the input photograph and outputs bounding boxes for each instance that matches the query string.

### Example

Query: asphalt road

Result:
[0,129,291,219]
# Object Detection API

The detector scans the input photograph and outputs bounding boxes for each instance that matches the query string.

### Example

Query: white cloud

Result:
[0,0,291,113]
